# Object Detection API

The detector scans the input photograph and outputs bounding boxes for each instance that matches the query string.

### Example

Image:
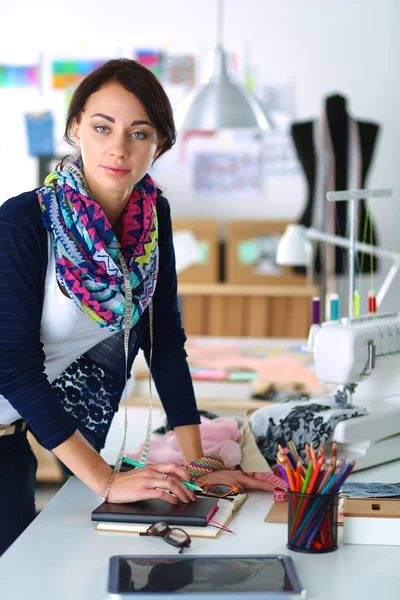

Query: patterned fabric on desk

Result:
[249,397,367,466]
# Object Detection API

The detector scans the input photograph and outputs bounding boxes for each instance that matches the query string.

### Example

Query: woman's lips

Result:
[102,166,130,176]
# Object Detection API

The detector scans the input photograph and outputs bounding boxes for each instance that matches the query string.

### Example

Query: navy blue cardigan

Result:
[0,190,200,451]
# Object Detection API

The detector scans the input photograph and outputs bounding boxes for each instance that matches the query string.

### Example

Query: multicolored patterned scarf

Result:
[37,159,159,332]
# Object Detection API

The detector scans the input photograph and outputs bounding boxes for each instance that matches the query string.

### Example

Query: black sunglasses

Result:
[139,521,191,554]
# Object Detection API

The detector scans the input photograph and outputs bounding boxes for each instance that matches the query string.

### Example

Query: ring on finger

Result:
[161,473,168,480]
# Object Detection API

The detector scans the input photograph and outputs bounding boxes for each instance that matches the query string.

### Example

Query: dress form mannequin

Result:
[291,93,380,275]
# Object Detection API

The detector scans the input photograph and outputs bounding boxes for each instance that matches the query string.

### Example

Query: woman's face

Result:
[72,82,161,201]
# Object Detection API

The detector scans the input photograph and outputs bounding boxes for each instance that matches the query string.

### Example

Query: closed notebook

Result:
[91,495,219,527]
[95,493,248,539]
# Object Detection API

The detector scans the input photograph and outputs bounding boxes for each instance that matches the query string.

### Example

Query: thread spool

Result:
[311,297,321,325]
[329,293,340,321]
[353,290,360,318]
[368,290,377,314]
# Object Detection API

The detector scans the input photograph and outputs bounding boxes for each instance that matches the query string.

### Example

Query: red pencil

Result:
[295,461,303,493]
[305,456,323,494]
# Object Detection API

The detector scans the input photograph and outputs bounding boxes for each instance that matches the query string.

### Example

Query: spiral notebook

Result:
[95,494,248,539]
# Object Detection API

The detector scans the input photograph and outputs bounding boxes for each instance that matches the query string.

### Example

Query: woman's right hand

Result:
[107,461,197,505]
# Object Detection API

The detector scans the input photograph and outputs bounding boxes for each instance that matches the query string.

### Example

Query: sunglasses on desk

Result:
[139,521,191,554]
[196,483,242,498]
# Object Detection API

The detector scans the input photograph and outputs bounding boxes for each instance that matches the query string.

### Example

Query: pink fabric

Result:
[128,416,242,467]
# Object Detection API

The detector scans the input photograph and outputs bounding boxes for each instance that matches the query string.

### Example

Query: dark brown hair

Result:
[64,58,176,162]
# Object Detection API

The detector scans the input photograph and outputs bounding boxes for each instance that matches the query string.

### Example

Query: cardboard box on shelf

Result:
[226,220,308,286]
[173,218,219,283]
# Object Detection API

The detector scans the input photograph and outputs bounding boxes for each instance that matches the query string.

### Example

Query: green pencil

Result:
[122,457,203,492]
[292,462,314,524]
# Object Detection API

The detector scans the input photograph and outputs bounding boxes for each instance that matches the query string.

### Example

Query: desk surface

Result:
[133,336,325,395]
[1,409,400,600]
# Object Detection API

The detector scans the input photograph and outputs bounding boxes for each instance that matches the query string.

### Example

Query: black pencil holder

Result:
[287,492,339,554]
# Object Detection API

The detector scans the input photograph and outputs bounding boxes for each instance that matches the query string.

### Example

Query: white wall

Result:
[1,0,400,311]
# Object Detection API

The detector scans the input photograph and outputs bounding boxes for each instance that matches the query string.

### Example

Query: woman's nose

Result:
[110,135,129,158]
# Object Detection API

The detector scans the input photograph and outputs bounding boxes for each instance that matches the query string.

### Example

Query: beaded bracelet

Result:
[103,470,116,503]
[185,453,225,481]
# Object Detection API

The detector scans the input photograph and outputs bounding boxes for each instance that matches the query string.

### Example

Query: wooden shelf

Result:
[178,282,318,338]
[178,283,319,297]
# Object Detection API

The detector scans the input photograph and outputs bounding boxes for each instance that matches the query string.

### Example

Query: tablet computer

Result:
[108,554,306,599]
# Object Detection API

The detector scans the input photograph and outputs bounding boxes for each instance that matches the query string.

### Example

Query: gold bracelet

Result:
[103,470,116,503]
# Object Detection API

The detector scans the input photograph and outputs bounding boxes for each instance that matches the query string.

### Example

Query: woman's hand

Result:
[195,469,276,493]
[108,462,197,505]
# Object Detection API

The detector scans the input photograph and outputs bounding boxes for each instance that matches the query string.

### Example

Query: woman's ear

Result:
[153,138,164,160]
[71,118,81,148]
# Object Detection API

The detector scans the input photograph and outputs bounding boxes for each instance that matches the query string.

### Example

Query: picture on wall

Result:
[193,150,263,196]
[135,50,164,78]
[25,111,55,157]
[163,55,196,86]
[0,65,38,87]
[52,60,105,89]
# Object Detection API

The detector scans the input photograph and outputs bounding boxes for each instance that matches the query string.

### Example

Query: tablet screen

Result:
[109,555,304,596]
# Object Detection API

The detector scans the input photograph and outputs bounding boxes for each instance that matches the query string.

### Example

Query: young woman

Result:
[0,58,273,556]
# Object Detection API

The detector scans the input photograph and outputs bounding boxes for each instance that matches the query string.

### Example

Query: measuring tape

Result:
[255,471,289,502]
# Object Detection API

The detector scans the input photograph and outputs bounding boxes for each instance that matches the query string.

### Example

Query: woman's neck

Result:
[82,168,131,226]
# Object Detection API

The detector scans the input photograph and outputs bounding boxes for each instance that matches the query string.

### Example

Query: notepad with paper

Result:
[95,493,248,538]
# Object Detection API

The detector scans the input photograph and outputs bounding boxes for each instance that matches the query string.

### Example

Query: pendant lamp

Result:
[175,0,271,131]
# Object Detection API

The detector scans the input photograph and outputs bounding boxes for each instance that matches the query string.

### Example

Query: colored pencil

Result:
[284,462,296,492]
[295,461,303,493]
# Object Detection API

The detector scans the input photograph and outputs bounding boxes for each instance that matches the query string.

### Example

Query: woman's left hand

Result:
[195,468,276,493]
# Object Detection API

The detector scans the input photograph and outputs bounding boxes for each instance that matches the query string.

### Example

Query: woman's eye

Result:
[95,125,109,134]
[131,131,147,139]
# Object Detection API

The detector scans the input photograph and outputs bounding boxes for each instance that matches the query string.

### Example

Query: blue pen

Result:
[122,457,203,492]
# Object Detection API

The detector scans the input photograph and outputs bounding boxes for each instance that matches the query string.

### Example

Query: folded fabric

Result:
[128,416,242,468]
[238,415,272,473]
[249,397,368,466]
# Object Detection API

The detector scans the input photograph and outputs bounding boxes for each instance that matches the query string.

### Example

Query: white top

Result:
[0,233,113,424]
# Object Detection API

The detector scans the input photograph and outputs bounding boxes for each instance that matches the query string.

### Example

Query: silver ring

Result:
[162,473,168,480]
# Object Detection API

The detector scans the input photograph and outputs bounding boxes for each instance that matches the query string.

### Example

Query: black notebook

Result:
[91,496,219,527]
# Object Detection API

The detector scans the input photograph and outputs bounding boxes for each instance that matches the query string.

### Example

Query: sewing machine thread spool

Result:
[353,290,360,317]
[368,291,377,314]
[312,297,321,325]
[329,294,340,321]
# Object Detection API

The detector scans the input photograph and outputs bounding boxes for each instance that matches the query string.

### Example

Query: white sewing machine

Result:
[277,187,400,469]
[314,312,400,470]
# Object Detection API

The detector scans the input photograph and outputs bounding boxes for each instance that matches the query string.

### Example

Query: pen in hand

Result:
[122,457,204,492]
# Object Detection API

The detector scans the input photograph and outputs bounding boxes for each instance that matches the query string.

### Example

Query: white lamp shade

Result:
[174,46,271,131]
[276,224,312,266]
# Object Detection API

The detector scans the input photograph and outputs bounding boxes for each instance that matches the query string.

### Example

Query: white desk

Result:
[1,410,400,600]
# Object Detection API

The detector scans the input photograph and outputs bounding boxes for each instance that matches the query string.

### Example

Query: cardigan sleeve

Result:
[140,196,201,429]
[0,212,77,450]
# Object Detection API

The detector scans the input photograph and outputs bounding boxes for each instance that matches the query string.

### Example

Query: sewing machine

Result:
[276,187,400,469]
[314,312,400,470]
